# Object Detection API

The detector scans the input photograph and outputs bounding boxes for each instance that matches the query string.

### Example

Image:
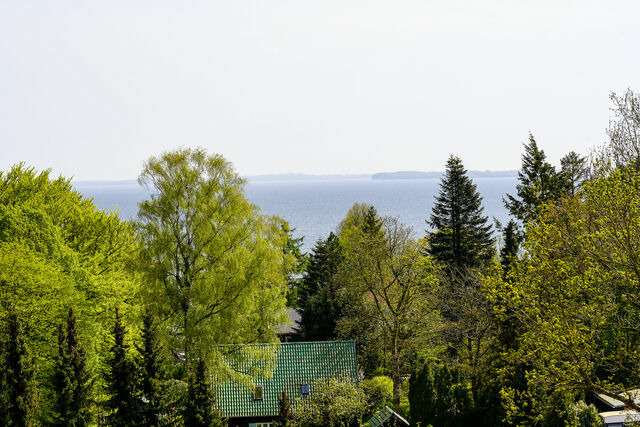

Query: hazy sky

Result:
[1,1,639,180]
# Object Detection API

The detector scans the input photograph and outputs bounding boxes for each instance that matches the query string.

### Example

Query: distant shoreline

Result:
[73,170,518,186]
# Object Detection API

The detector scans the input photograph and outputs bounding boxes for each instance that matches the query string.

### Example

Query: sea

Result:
[73,177,518,252]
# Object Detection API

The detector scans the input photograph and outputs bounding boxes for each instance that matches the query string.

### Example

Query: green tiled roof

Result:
[216,340,357,417]
[366,406,410,427]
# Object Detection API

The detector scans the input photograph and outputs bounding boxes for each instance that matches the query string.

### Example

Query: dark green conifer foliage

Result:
[408,362,435,426]
[4,310,38,427]
[503,134,563,223]
[136,310,167,426]
[297,233,344,340]
[106,307,140,427]
[559,151,588,196]
[277,390,292,426]
[499,219,521,276]
[184,356,223,427]
[428,155,495,272]
[53,308,92,426]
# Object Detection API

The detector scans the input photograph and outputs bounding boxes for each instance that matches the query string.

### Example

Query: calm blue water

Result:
[73,178,517,251]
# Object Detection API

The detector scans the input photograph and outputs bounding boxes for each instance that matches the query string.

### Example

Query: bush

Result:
[360,376,393,417]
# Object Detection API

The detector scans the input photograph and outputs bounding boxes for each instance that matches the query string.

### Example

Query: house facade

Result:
[216,340,358,427]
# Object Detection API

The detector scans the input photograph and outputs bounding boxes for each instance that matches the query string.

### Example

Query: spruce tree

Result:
[4,310,38,426]
[137,310,167,426]
[428,155,495,272]
[499,219,521,276]
[53,308,92,426]
[106,307,140,426]
[297,233,344,340]
[409,363,436,426]
[184,356,223,427]
[503,134,563,223]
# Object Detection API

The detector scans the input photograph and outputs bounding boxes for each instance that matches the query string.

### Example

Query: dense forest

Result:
[1,88,639,426]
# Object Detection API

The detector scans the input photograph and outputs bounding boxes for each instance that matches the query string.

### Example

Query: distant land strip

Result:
[73,170,518,185]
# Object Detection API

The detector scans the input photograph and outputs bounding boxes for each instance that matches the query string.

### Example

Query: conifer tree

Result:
[137,310,167,426]
[105,307,140,426]
[53,308,92,426]
[4,310,38,426]
[499,219,521,276]
[297,233,344,340]
[428,155,495,272]
[503,134,563,223]
[559,151,588,196]
[409,363,436,426]
[184,356,223,427]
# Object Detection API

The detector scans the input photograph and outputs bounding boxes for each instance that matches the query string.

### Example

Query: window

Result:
[301,383,311,396]
[253,384,264,401]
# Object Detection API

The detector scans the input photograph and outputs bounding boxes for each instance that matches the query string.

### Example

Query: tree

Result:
[503,134,563,223]
[136,310,167,426]
[0,164,140,404]
[485,166,640,417]
[136,148,291,373]
[297,233,343,341]
[599,88,640,171]
[497,219,521,276]
[105,307,140,426]
[290,378,366,427]
[4,310,38,426]
[409,362,472,427]
[52,308,92,426]
[338,217,441,406]
[276,390,293,426]
[428,155,495,273]
[559,151,588,197]
[184,356,224,427]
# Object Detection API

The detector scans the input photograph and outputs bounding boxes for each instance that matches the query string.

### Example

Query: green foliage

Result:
[291,378,367,427]
[184,356,224,427]
[498,219,521,277]
[0,164,141,414]
[559,151,588,197]
[564,401,603,427]
[297,232,343,340]
[136,148,291,374]
[338,214,441,405]
[503,134,563,223]
[277,390,293,426]
[360,376,393,418]
[3,310,39,426]
[105,307,140,426]
[409,362,472,427]
[485,166,640,417]
[428,155,495,273]
[52,308,92,426]
[136,310,170,426]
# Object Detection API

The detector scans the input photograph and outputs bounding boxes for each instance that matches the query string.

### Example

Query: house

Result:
[599,410,640,427]
[216,340,358,427]
[365,406,410,427]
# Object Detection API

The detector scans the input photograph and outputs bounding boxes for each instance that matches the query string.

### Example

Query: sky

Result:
[1,1,639,180]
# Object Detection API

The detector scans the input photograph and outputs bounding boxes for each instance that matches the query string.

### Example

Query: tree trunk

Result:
[391,334,401,407]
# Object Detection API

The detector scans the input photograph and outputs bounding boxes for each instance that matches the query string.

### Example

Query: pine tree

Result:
[137,310,167,426]
[184,356,223,427]
[4,310,38,426]
[277,390,292,426]
[428,155,495,272]
[297,233,344,340]
[53,308,92,426]
[503,134,563,223]
[106,307,140,426]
